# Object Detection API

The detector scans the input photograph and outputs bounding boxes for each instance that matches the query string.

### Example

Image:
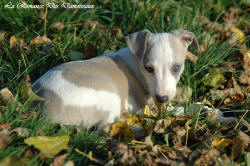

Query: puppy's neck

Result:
[117,47,150,97]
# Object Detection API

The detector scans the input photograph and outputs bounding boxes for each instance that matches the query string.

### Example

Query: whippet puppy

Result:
[32,29,199,128]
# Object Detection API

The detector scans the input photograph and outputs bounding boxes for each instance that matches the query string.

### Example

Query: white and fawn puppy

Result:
[32,29,199,128]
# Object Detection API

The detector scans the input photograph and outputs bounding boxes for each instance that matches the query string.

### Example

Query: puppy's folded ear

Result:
[171,29,199,52]
[126,29,152,60]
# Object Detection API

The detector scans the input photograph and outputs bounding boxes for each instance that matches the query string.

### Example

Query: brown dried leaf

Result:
[186,51,199,62]
[195,149,220,166]
[232,76,244,97]
[238,131,250,147]
[50,153,68,166]
[210,88,236,101]
[241,119,250,132]
[51,22,64,31]
[30,36,52,45]
[0,123,11,130]
[83,43,98,60]
[240,49,250,74]
[0,134,11,148]
[37,11,46,20]
[20,112,37,120]
[0,88,15,105]
[154,116,191,134]
[223,8,238,24]
[0,155,29,166]
[111,26,123,40]
[239,70,250,85]
[231,138,243,159]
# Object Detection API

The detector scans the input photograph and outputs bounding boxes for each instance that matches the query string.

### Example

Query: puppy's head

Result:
[126,29,199,103]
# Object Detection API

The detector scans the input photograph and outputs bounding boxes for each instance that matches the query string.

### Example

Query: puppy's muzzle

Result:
[155,95,168,103]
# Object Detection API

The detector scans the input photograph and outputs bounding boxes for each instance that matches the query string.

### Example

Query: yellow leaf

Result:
[127,115,142,126]
[144,105,158,118]
[203,68,226,88]
[231,27,246,45]
[211,138,232,150]
[109,121,134,141]
[10,36,18,48]
[20,75,44,102]
[24,135,70,158]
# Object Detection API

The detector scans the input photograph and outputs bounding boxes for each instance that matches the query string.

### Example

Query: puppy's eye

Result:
[145,66,154,73]
[173,64,180,73]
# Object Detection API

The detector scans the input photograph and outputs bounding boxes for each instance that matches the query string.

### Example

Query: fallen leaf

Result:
[154,116,191,134]
[30,36,51,45]
[109,121,134,142]
[231,137,243,159]
[195,149,220,166]
[246,153,250,166]
[241,119,250,132]
[63,161,74,166]
[0,155,28,166]
[20,112,37,120]
[51,22,64,31]
[37,11,46,20]
[223,8,238,24]
[211,138,232,151]
[186,51,199,62]
[119,110,133,122]
[24,135,70,158]
[50,153,68,166]
[10,36,19,48]
[210,88,236,101]
[0,31,8,41]
[203,68,226,88]
[241,49,250,71]
[239,131,250,147]
[239,70,250,85]
[144,104,158,118]
[111,26,123,40]
[0,134,11,148]
[83,43,98,60]
[20,75,44,102]
[231,26,246,46]
[11,127,29,137]
[172,85,192,103]
[0,123,11,130]
[0,87,15,105]
[232,76,244,97]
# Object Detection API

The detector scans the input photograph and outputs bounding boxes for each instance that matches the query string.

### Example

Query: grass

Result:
[0,0,249,165]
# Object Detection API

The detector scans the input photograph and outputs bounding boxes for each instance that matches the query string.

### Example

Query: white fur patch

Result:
[37,70,121,123]
[124,97,138,111]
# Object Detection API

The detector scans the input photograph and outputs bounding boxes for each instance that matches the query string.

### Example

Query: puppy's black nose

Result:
[155,95,168,103]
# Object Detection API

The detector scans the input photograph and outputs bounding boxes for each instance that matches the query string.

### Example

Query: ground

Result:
[0,0,249,165]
